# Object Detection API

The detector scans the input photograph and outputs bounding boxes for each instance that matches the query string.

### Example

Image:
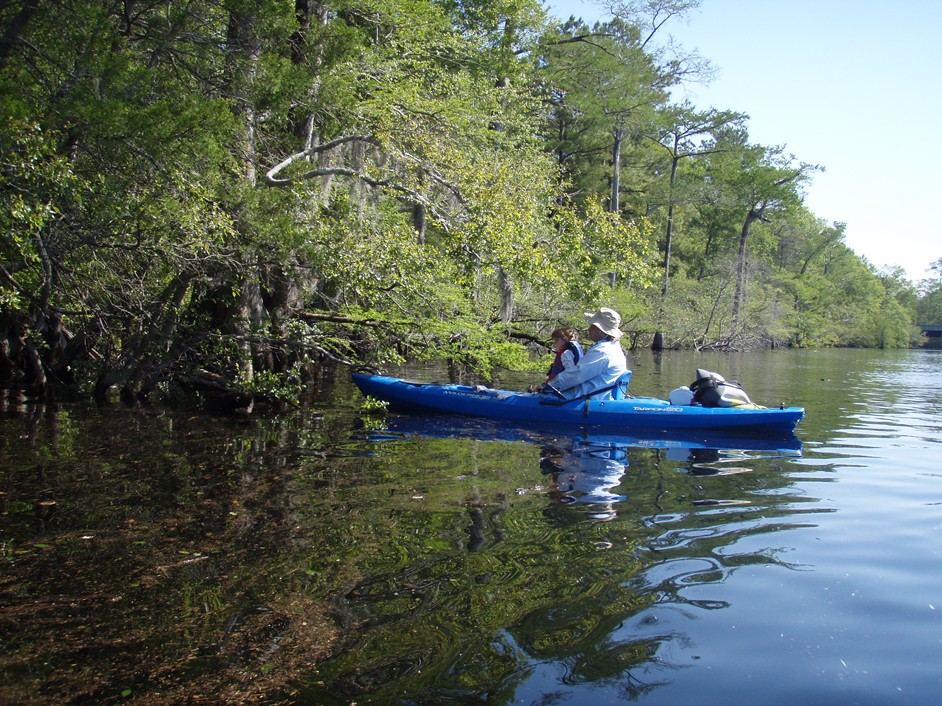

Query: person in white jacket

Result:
[543,307,629,401]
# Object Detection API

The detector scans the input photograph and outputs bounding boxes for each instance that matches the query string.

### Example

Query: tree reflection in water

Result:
[0,393,806,705]
[304,416,805,705]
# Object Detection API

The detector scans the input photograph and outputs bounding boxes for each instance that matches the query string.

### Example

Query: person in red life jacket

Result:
[538,308,629,401]
[530,327,583,392]
[546,327,583,381]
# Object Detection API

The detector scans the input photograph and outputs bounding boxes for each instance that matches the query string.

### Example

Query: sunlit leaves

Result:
[550,197,658,301]
[0,119,81,310]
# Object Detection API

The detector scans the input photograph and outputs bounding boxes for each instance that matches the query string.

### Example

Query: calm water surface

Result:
[2,349,941,705]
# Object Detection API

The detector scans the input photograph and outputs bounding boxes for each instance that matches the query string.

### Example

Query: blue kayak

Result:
[352,373,805,435]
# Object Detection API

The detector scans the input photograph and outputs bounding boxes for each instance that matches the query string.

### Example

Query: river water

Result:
[1,348,941,704]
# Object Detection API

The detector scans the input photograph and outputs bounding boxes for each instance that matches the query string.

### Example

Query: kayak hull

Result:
[352,374,804,435]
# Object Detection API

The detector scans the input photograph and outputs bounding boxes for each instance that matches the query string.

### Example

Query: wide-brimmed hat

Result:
[585,307,623,339]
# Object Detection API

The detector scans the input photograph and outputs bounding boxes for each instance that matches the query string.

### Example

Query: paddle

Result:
[539,383,578,406]
[546,383,565,398]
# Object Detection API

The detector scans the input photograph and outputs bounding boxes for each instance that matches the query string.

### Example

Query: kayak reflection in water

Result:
[540,439,628,520]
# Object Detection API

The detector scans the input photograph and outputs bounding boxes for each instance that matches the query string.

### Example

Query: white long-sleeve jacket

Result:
[548,339,628,400]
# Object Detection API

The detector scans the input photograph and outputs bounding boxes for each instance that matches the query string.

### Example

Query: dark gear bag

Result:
[689,369,753,408]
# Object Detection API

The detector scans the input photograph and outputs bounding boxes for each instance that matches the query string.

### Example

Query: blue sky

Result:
[546,0,942,283]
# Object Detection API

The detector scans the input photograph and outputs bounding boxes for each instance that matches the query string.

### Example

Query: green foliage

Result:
[0,119,81,309]
[0,0,928,398]
[539,16,673,208]
[916,281,942,326]
[360,395,389,413]
[235,368,301,402]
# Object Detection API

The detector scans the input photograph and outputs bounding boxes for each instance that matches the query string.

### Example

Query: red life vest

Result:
[547,340,583,380]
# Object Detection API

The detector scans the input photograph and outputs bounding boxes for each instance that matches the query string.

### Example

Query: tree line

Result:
[1,0,939,403]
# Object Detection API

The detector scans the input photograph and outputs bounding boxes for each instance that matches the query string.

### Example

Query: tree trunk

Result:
[652,151,680,352]
[223,7,262,387]
[498,266,514,324]
[609,126,624,213]
[232,275,267,382]
[412,170,427,243]
[732,208,761,331]
[263,265,302,372]
[0,0,38,70]
[661,153,680,297]
[225,9,260,185]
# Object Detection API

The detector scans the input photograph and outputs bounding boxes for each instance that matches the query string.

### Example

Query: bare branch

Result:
[603,0,702,49]
[262,134,378,185]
